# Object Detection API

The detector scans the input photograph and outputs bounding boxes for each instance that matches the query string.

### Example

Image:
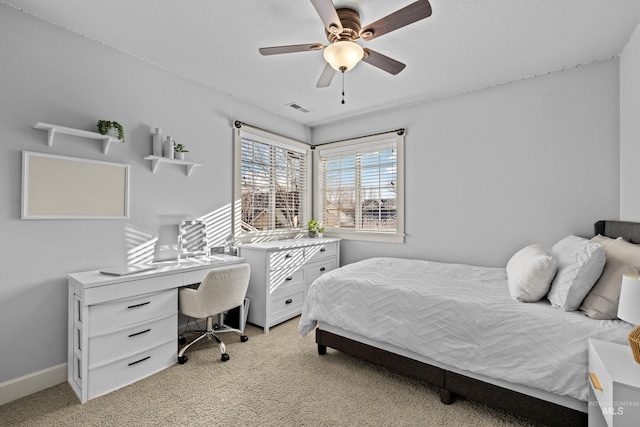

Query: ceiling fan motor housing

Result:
[326,8,362,43]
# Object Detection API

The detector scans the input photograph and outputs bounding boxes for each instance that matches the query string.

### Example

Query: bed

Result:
[299,220,640,426]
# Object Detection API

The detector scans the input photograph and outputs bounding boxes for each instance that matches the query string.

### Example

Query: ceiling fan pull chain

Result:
[340,66,346,104]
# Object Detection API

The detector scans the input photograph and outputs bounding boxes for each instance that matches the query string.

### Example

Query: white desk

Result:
[67,255,245,403]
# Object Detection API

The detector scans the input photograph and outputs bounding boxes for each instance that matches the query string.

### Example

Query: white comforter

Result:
[299,257,632,401]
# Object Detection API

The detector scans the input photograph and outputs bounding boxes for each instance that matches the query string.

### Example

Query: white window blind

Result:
[316,131,404,242]
[235,126,310,235]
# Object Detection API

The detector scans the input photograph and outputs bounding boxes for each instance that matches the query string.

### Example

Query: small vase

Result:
[317,233,323,238]
[308,230,317,238]
[175,152,185,160]
[163,136,174,159]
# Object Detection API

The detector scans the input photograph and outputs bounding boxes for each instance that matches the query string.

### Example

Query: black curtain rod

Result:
[233,120,304,143]
[234,120,404,148]
[310,128,405,149]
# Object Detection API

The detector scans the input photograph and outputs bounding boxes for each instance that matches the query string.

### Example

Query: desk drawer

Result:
[89,289,177,335]
[269,248,305,271]
[87,340,176,401]
[88,313,177,368]
[306,242,338,262]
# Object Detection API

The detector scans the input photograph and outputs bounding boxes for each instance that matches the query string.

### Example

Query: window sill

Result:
[323,229,404,244]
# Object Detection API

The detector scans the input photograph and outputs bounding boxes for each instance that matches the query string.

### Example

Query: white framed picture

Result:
[21,151,130,219]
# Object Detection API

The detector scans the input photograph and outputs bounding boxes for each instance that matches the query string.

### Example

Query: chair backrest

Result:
[183,263,250,318]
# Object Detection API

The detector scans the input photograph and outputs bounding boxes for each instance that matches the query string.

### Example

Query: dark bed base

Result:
[316,329,588,427]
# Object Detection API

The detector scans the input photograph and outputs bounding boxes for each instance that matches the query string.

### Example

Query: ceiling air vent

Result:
[286,102,311,113]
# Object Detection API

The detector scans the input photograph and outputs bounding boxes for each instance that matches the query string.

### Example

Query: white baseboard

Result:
[0,363,66,406]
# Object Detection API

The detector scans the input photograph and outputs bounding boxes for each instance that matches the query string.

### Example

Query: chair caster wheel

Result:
[178,336,186,345]
[178,355,188,364]
[221,353,230,362]
[240,335,249,342]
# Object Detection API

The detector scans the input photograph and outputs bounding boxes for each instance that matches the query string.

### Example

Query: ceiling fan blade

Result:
[360,0,432,41]
[316,63,337,88]
[310,0,343,34]
[259,43,324,56]
[362,49,406,75]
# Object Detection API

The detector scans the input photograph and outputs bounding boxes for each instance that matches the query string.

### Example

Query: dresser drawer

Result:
[269,268,305,295]
[270,288,305,324]
[307,259,337,284]
[88,313,177,368]
[89,289,177,336]
[87,340,176,401]
[306,242,338,262]
[269,248,305,270]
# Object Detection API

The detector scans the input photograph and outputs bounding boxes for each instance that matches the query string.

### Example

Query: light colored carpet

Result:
[0,317,543,426]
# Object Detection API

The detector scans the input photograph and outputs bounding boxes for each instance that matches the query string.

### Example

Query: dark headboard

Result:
[595,220,640,244]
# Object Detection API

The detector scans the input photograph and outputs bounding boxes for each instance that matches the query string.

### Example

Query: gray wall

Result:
[312,60,621,267]
[621,23,640,221]
[0,6,306,383]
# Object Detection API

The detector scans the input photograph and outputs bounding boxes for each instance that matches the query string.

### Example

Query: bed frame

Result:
[315,220,639,427]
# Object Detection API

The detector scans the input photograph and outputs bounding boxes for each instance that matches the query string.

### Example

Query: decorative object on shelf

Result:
[96,120,125,142]
[174,143,189,160]
[224,233,237,255]
[618,274,640,363]
[163,136,175,159]
[307,219,318,238]
[317,224,325,238]
[152,128,163,156]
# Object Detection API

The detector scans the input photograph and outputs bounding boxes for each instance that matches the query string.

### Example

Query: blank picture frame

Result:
[22,151,130,219]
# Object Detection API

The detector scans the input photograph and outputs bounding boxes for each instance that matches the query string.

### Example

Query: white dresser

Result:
[239,238,340,333]
[67,255,245,403]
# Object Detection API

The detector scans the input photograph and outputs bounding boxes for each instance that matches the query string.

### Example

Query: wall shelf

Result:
[143,155,202,177]
[33,122,123,154]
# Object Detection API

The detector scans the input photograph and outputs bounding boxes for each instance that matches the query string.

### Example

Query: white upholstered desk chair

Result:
[177,263,250,363]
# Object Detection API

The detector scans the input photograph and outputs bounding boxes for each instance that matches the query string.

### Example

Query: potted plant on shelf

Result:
[96,120,125,142]
[307,219,318,238]
[317,223,325,238]
[174,143,189,160]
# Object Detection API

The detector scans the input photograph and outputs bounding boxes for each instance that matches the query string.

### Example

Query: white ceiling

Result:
[5,0,640,128]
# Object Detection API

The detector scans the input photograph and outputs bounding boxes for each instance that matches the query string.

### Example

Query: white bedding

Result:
[299,257,632,401]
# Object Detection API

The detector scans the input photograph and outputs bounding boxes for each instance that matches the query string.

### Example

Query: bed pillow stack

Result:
[546,235,605,311]
[506,244,557,302]
[580,235,640,319]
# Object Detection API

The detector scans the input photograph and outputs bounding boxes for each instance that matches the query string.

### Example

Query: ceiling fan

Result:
[259,0,433,93]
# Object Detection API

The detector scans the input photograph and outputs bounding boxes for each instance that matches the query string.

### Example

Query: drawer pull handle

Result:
[127,301,150,309]
[285,254,293,258]
[128,328,151,338]
[320,267,326,272]
[320,248,326,252]
[285,299,293,305]
[285,276,293,281]
[589,372,603,391]
[128,356,150,366]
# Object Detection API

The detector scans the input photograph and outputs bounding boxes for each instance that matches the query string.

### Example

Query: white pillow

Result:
[506,244,557,302]
[546,235,605,311]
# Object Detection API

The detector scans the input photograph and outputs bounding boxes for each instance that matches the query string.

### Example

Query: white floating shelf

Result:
[33,122,123,154]
[144,155,203,177]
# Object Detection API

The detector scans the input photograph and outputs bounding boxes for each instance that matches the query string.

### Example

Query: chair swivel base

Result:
[177,316,248,363]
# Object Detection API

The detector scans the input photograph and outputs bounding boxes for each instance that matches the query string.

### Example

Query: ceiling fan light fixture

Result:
[323,41,364,72]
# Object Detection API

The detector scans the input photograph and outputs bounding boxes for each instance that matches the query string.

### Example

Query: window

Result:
[315,130,404,243]
[233,124,311,238]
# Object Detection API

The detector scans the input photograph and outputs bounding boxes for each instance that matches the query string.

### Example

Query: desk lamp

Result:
[618,274,640,363]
